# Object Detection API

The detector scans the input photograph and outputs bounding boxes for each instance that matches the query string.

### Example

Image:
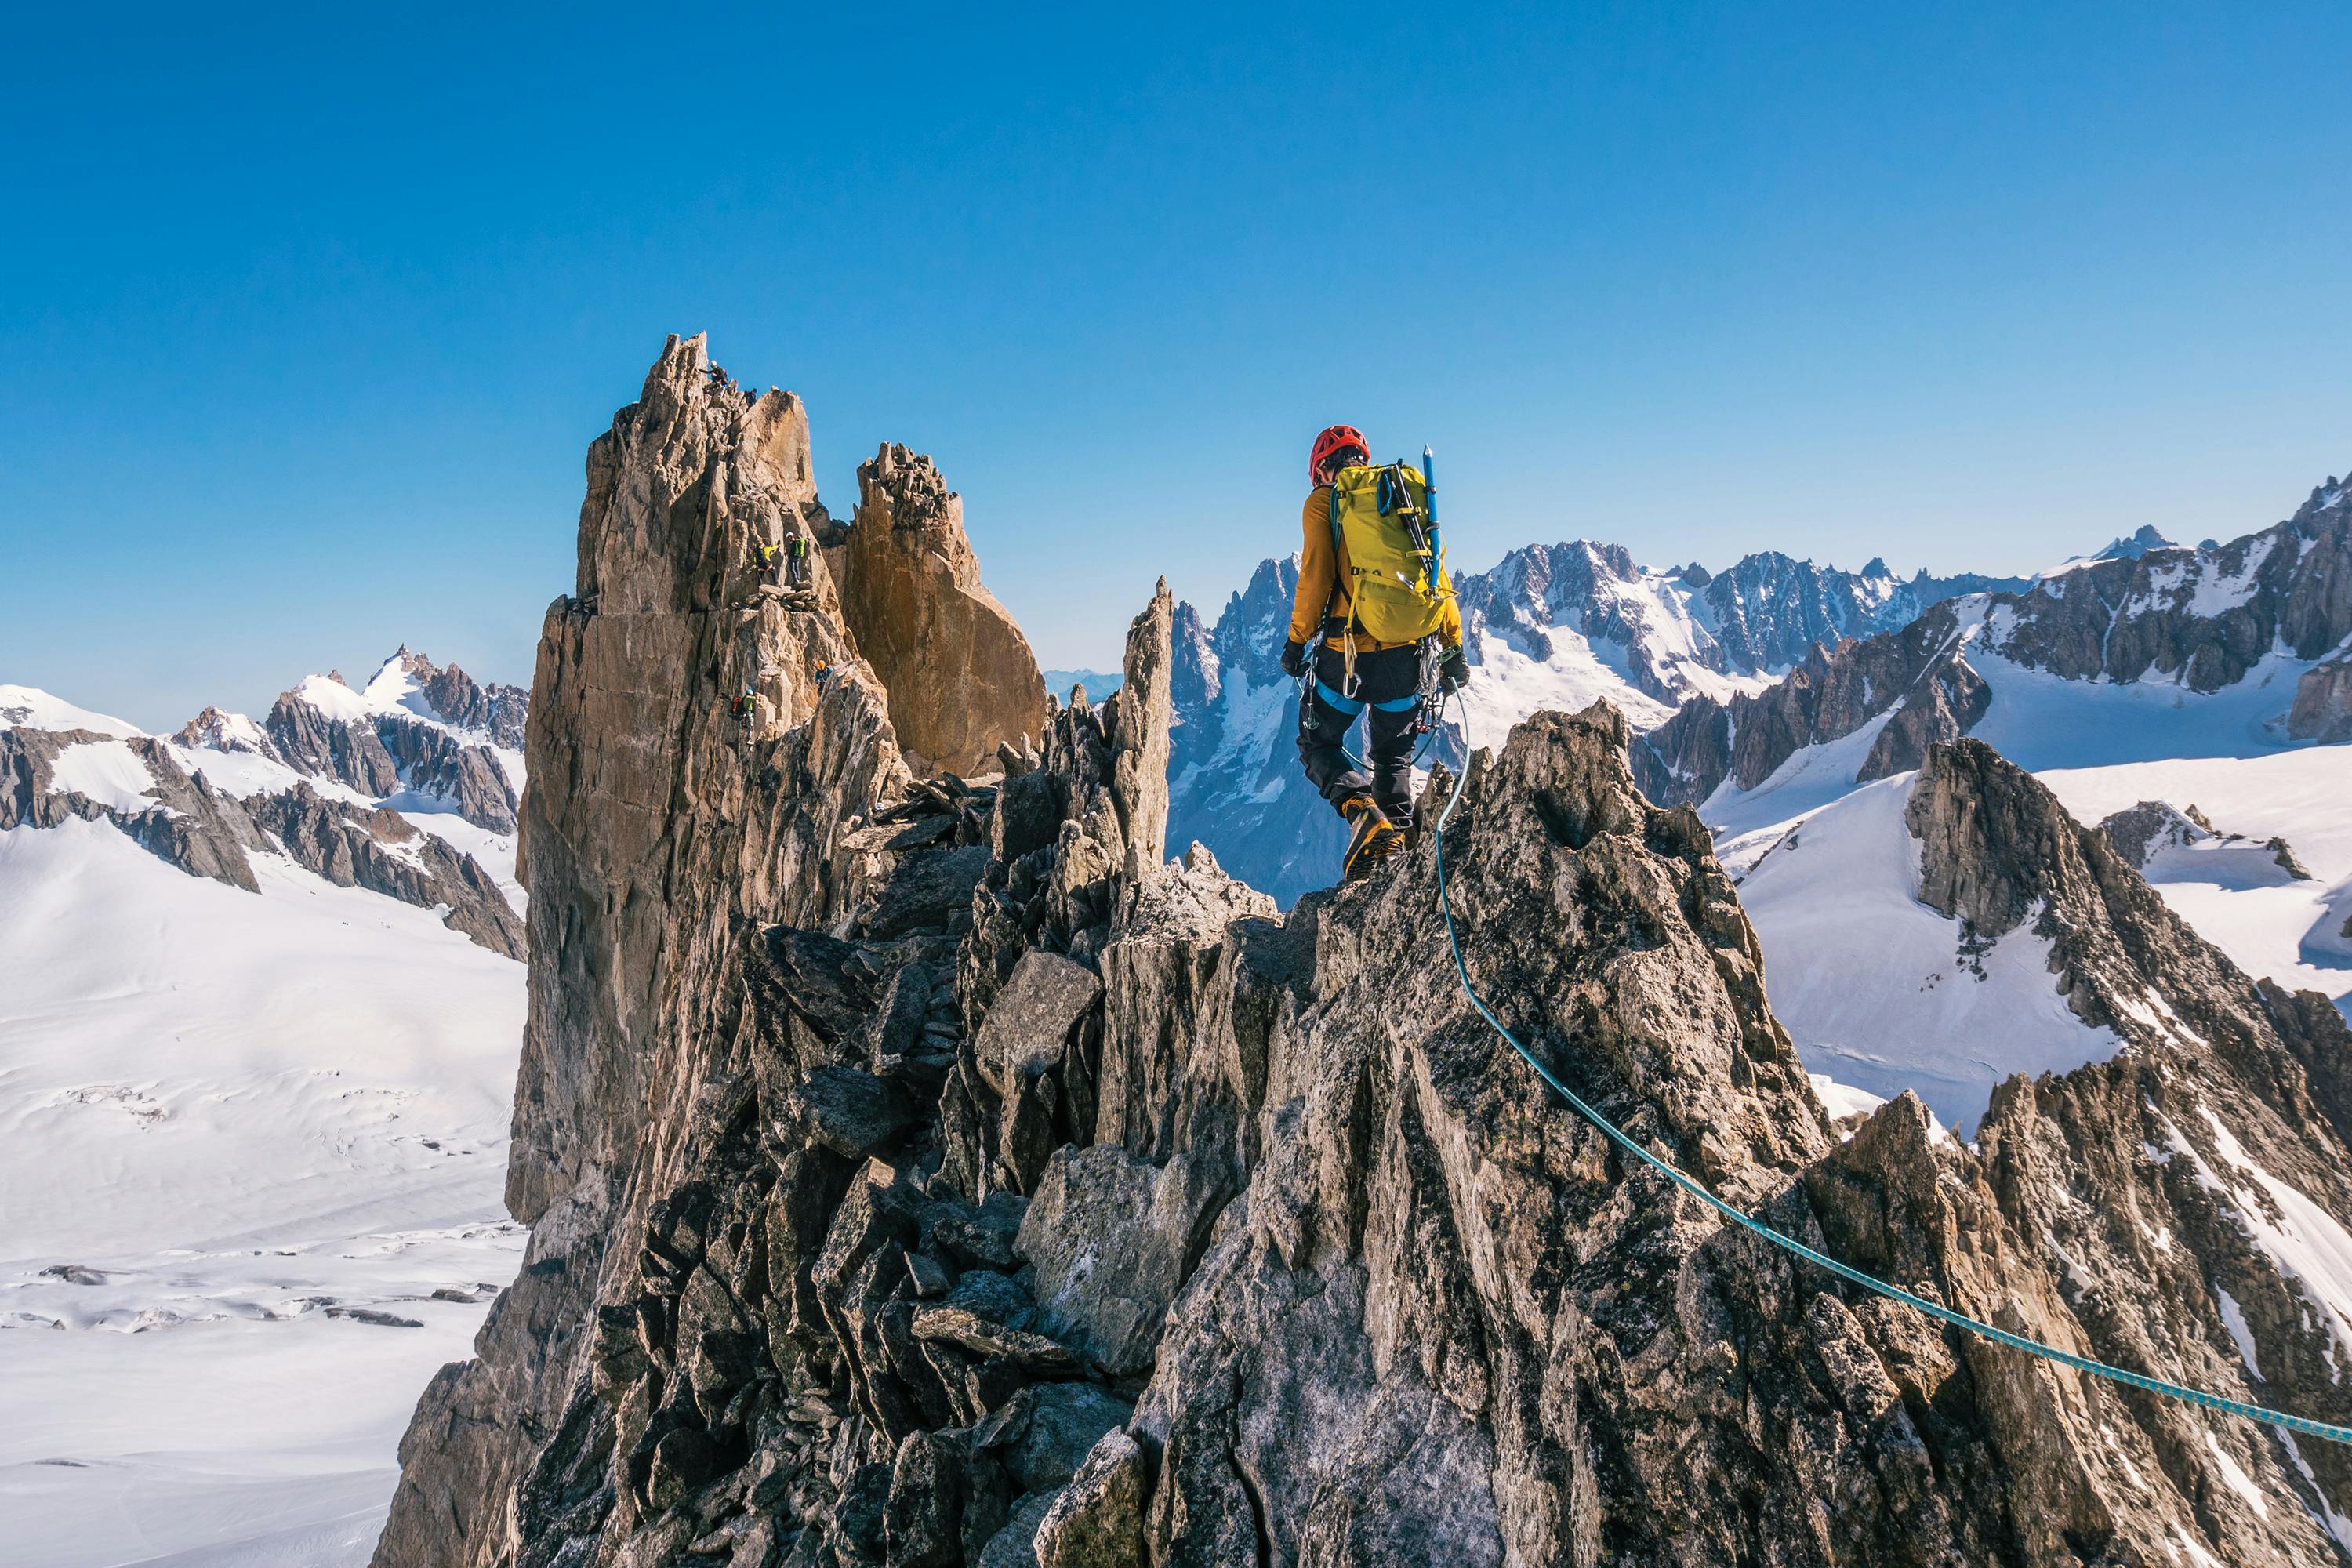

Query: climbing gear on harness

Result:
[1340,795,1403,880]
[1310,424,1369,486]
[1324,453,1454,646]
[1280,637,1308,679]
[1335,622,1362,699]
[1425,690,2352,1449]
[1295,641,1448,770]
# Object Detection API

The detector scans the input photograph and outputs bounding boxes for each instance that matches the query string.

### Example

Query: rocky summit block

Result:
[972,952,1102,1098]
[375,340,2352,1568]
[835,443,1051,779]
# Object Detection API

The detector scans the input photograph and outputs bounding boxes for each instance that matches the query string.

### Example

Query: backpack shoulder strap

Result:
[1319,481,1356,638]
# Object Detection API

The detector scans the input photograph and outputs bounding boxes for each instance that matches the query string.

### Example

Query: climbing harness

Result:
[1294,662,1446,772]
[1425,689,2352,1447]
[1312,677,1422,723]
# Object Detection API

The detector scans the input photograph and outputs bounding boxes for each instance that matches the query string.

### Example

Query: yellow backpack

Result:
[1327,458,1455,644]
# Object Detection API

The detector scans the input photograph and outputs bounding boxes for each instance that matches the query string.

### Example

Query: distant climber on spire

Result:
[1282,425,1469,880]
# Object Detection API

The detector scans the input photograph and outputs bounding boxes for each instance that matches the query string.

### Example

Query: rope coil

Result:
[1425,691,2352,1446]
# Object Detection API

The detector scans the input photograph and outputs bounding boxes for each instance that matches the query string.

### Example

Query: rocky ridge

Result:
[1693,550,2030,677]
[0,719,521,955]
[249,781,526,956]
[377,339,2352,1566]
[1633,477,2352,810]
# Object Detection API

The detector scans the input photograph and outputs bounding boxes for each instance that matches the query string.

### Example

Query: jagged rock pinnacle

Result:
[835,442,1051,778]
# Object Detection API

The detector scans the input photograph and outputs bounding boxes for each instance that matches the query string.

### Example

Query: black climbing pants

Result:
[1296,640,1424,823]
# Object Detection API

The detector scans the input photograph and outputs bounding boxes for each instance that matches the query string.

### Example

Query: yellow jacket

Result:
[1287,487,1465,649]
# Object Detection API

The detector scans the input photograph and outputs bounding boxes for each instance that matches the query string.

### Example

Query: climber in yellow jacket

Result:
[1280,425,1471,879]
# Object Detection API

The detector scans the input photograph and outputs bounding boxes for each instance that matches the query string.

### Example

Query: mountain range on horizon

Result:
[7,337,2352,1567]
[1164,473,2351,907]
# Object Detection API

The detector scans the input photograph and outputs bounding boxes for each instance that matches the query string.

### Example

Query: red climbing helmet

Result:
[1309,425,1369,486]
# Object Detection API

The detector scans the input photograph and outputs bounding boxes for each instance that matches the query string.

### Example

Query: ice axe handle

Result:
[1422,446,1443,593]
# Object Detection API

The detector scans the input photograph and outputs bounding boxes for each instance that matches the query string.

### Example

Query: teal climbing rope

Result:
[1425,690,2352,1446]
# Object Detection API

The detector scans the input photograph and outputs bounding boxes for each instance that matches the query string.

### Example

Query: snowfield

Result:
[0,686,144,739]
[1963,645,2312,770]
[1730,774,2125,1131]
[1697,710,1903,841]
[45,740,162,815]
[2035,747,2352,1013]
[0,691,528,1567]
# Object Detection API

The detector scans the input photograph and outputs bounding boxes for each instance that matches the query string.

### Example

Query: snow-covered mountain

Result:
[1168,537,2027,906]
[1646,475,2352,1154]
[1637,474,2352,829]
[0,650,531,1568]
[241,646,528,836]
[2038,521,2183,576]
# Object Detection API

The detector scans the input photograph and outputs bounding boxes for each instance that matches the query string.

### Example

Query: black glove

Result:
[1439,644,1470,692]
[1280,638,1308,678]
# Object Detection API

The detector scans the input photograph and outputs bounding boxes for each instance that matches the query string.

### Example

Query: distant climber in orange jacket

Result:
[1280,425,1469,879]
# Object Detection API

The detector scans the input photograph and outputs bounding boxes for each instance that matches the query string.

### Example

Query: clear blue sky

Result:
[4,3,2347,728]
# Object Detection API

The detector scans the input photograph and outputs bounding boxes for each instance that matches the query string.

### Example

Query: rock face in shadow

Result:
[416,658,531,750]
[267,684,401,797]
[2292,656,2352,742]
[833,443,1051,778]
[375,345,2352,1567]
[373,712,520,832]
[249,782,524,958]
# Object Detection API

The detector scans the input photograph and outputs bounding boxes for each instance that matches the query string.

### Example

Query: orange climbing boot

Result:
[1339,794,1404,880]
